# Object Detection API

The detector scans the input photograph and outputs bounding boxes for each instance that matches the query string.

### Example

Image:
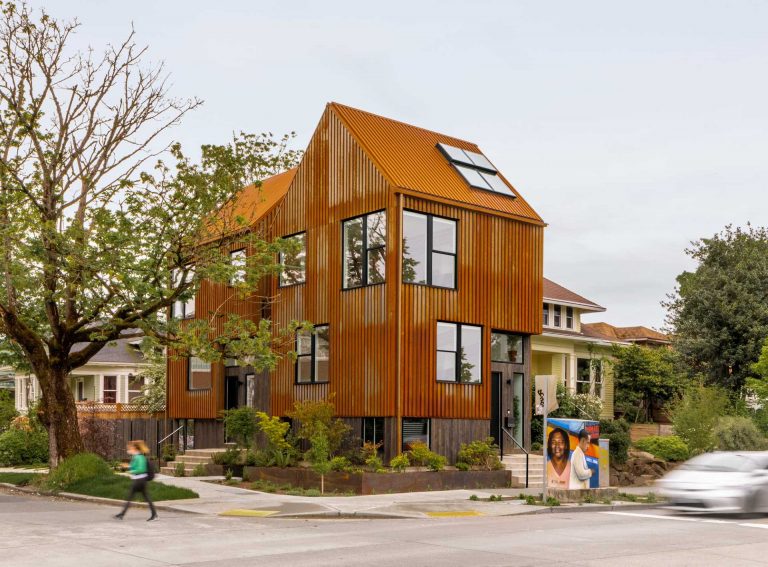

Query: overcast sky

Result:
[37,1,767,329]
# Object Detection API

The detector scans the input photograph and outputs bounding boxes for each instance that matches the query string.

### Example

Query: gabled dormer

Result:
[542,278,605,334]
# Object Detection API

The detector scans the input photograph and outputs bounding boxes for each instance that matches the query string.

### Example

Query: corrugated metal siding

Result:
[401,196,543,419]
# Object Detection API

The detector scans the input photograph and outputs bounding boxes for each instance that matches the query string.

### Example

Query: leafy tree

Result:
[0,390,17,432]
[664,224,768,391]
[130,339,166,413]
[288,396,350,457]
[668,384,731,455]
[0,3,302,465]
[612,344,689,422]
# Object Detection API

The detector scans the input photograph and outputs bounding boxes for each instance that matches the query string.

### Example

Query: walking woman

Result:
[114,440,158,521]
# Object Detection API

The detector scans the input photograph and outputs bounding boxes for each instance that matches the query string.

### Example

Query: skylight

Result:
[437,143,515,198]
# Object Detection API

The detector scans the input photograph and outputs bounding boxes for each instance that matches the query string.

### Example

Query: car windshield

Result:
[680,453,760,472]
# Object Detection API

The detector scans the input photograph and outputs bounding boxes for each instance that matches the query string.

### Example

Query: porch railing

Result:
[501,426,529,488]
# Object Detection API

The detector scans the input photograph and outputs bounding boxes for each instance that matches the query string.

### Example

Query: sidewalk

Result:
[154,475,663,519]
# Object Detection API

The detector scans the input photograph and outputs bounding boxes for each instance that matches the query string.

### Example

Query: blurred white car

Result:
[657,451,768,515]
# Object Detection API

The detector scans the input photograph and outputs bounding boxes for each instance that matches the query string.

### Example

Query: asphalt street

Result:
[3,490,768,566]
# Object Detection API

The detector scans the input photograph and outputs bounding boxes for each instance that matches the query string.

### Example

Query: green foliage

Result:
[224,468,233,481]
[306,427,333,493]
[634,435,690,461]
[407,442,446,471]
[174,462,186,477]
[599,419,631,465]
[65,475,197,501]
[365,454,384,472]
[221,407,259,449]
[713,416,768,451]
[668,385,731,455]
[212,448,241,466]
[0,425,48,466]
[389,453,410,472]
[46,453,112,490]
[191,464,206,477]
[456,437,503,471]
[553,381,603,421]
[161,444,177,462]
[0,472,39,486]
[254,411,297,467]
[288,397,350,457]
[531,442,543,452]
[664,224,768,391]
[329,456,353,472]
[0,390,17,432]
[469,493,479,501]
[544,496,561,507]
[130,339,167,413]
[612,344,688,422]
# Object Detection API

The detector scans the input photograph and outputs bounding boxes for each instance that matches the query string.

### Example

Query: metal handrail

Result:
[501,426,529,488]
[156,424,185,458]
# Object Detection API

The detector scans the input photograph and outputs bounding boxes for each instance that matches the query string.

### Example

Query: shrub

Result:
[191,464,206,477]
[0,391,17,433]
[255,411,297,466]
[212,447,241,466]
[329,456,352,472]
[389,453,409,472]
[0,426,49,466]
[635,435,690,461]
[221,407,259,449]
[456,437,503,471]
[668,385,731,455]
[407,442,446,472]
[174,462,186,477]
[455,461,470,471]
[46,453,112,490]
[77,407,117,460]
[287,396,350,456]
[161,444,177,462]
[599,419,631,465]
[713,416,768,451]
[365,453,384,472]
[531,442,543,452]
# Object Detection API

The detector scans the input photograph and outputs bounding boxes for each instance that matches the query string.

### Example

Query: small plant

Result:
[46,453,112,490]
[287,395,351,456]
[530,442,543,452]
[389,453,409,472]
[544,496,560,507]
[469,494,479,501]
[524,495,537,505]
[161,443,177,462]
[174,462,186,477]
[618,492,639,502]
[601,497,613,505]
[221,407,259,450]
[455,461,470,471]
[365,453,385,473]
[212,447,241,466]
[582,493,596,504]
[489,494,503,502]
[646,492,657,503]
[191,464,206,477]
[330,455,353,472]
[456,437,503,471]
[407,442,446,471]
[225,468,233,481]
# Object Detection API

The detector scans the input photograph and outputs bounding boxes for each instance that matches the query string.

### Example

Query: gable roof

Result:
[230,168,298,227]
[543,278,604,312]
[581,322,670,345]
[329,103,544,224]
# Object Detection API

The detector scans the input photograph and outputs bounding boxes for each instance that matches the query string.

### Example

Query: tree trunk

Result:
[37,367,85,467]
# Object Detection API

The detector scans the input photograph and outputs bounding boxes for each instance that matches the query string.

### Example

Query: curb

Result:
[515,502,665,515]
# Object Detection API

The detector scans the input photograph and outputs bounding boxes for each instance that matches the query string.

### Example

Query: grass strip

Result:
[0,472,40,486]
[62,476,198,501]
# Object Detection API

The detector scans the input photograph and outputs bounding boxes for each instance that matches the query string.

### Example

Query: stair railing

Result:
[156,423,185,459]
[501,426,529,488]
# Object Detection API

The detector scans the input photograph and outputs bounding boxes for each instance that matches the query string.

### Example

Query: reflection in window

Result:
[566,307,574,329]
[553,305,562,327]
[172,267,195,319]
[128,375,146,402]
[363,417,385,452]
[229,249,247,285]
[436,322,482,383]
[403,212,457,288]
[343,212,386,288]
[576,358,602,398]
[279,233,306,287]
[491,332,524,364]
[103,375,117,403]
[402,418,430,451]
[296,325,330,383]
[543,303,549,326]
[188,357,212,390]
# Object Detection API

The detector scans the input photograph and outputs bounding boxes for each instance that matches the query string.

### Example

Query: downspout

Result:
[395,191,403,454]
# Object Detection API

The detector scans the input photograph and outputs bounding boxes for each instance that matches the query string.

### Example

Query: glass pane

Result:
[230,249,247,284]
[436,322,457,351]
[432,217,456,254]
[189,357,211,389]
[455,165,491,189]
[315,326,329,382]
[402,418,429,451]
[297,330,312,355]
[459,325,481,384]
[480,172,515,196]
[436,351,456,382]
[431,252,455,288]
[402,212,427,284]
[367,247,386,284]
[491,333,523,364]
[437,143,472,165]
[104,376,117,390]
[128,375,144,391]
[297,357,312,383]
[343,218,364,288]
[280,233,306,286]
[553,305,561,327]
[465,150,496,172]
[366,211,386,248]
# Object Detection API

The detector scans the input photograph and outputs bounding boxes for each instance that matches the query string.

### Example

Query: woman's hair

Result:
[547,427,570,458]
[129,440,150,454]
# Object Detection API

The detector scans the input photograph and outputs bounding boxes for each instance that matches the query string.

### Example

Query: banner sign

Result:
[534,375,559,415]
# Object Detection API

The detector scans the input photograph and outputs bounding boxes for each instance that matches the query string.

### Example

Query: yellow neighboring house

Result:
[532,278,669,420]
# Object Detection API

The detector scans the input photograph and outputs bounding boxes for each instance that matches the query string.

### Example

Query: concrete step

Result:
[173,455,214,465]
[182,448,227,458]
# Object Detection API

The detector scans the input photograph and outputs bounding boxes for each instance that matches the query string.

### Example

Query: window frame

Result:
[228,249,247,286]
[362,417,385,452]
[187,356,212,391]
[278,231,307,288]
[402,210,458,290]
[543,303,550,326]
[402,417,431,452]
[342,211,387,290]
[566,306,574,329]
[295,324,330,384]
[436,321,483,385]
[490,331,524,364]
[553,304,562,327]
[127,374,145,402]
[171,266,196,319]
[102,375,117,403]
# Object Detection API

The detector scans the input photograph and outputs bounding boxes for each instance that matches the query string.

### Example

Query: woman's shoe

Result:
[147,514,158,522]
[113,513,124,520]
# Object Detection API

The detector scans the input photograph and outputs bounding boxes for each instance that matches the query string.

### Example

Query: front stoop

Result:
[160,448,225,476]
[502,454,545,489]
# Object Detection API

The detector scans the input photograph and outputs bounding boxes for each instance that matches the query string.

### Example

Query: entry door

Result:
[490,371,503,453]
[224,368,241,411]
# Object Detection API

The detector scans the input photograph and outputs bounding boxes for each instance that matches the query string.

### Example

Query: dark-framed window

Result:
[188,356,212,390]
[436,322,482,384]
[566,307,574,329]
[543,303,549,326]
[402,211,457,288]
[296,325,329,383]
[103,375,117,403]
[342,211,386,289]
[363,417,385,452]
[402,418,430,451]
[576,358,602,398]
[491,332,524,364]
[279,232,306,287]
[171,267,195,319]
[229,249,247,285]
[553,305,562,327]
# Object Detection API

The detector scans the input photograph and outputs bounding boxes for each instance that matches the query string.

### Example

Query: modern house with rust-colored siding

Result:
[167,103,544,461]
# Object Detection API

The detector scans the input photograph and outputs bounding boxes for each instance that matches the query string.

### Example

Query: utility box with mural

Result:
[545,418,601,490]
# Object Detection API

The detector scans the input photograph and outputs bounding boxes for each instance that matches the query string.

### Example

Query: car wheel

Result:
[741,492,760,519]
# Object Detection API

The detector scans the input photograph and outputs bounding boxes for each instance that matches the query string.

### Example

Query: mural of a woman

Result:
[546,427,571,489]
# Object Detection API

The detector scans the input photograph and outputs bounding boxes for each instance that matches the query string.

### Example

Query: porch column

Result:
[97,374,104,403]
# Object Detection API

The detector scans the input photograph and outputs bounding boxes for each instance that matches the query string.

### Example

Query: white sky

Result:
[37,1,768,329]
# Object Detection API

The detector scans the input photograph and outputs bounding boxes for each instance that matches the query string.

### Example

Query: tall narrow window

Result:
[343,211,386,289]
[566,307,574,329]
[188,357,212,390]
[128,375,145,402]
[172,267,195,319]
[363,417,385,452]
[279,233,306,287]
[229,249,247,285]
[543,303,550,326]
[103,375,117,403]
[436,322,482,384]
[296,325,330,383]
[553,305,562,327]
[403,212,457,289]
